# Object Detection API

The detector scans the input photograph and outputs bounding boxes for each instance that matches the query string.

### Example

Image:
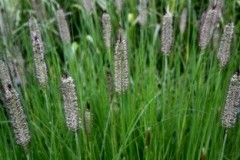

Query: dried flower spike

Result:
[199,6,219,49]
[217,23,234,67]
[0,60,13,91]
[61,74,80,132]
[102,13,111,49]
[221,73,240,128]
[81,0,95,14]
[161,10,173,55]
[138,0,147,26]
[179,8,187,34]
[29,16,48,88]
[114,29,129,93]
[4,84,31,146]
[56,8,71,44]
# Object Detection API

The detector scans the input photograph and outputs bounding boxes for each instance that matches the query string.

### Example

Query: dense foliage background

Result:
[0,0,240,159]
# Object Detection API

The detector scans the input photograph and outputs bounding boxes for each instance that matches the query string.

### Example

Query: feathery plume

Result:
[4,84,31,146]
[115,0,123,13]
[81,0,95,14]
[199,5,219,49]
[138,0,147,26]
[56,8,71,44]
[0,60,13,91]
[102,13,111,48]
[221,73,240,128]
[161,10,173,55]
[217,23,234,67]
[61,74,80,132]
[114,29,129,93]
[179,8,187,34]
[31,0,45,21]
[145,127,151,149]
[84,104,92,137]
[29,16,48,88]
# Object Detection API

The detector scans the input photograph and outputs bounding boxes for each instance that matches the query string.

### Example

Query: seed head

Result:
[61,75,80,132]
[56,8,71,44]
[4,84,31,146]
[114,29,129,93]
[199,6,219,49]
[102,13,111,48]
[161,11,173,55]
[29,16,48,88]
[221,73,240,128]
[179,8,187,34]
[217,23,234,67]
[0,60,13,91]
[138,0,147,26]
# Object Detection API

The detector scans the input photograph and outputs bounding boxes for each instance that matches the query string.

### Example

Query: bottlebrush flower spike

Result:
[4,84,31,146]
[221,73,240,128]
[114,29,128,93]
[138,0,147,26]
[56,8,71,44]
[0,60,13,91]
[61,74,80,132]
[217,23,234,67]
[102,13,111,48]
[179,8,187,34]
[29,16,48,88]
[161,10,173,55]
[115,0,123,13]
[199,5,219,49]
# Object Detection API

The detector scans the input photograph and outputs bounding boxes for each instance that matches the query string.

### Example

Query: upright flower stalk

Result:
[4,84,31,146]
[221,72,240,128]
[114,29,128,93]
[29,16,48,88]
[61,74,80,132]
[199,5,219,49]
[56,8,71,44]
[115,0,123,13]
[102,13,111,49]
[161,10,173,55]
[217,23,234,67]
[179,8,187,34]
[138,0,147,26]
[0,59,13,91]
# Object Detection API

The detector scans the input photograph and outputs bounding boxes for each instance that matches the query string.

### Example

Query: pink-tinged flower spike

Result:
[138,0,147,26]
[221,73,240,128]
[4,84,31,146]
[217,23,234,67]
[179,8,187,34]
[61,74,80,132]
[0,60,13,92]
[114,29,129,93]
[29,16,48,88]
[161,9,173,55]
[199,5,219,49]
[102,13,111,49]
[56,8,71,44]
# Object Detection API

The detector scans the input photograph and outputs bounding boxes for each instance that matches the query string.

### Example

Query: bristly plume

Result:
[138,0,147,26]
[199,5,219,49]
[217,23,234,67]
[114,29,129,93]
[179,8,187,34]
[102,13,111,49]
[4,84,31,146]
[31,0,45,21]
[56,8,71,44]
[221,73,240,128]
[161,10,173,55]
[0,60,13,91]
[61,74,80,132]
[84,104,92,138]
[115,0,123,13]
[29,16,48,88]
[81,0,95,14]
